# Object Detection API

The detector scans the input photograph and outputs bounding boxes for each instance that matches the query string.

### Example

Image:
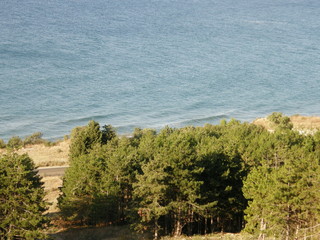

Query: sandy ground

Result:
[21,139,70,167]
[0,139,70,167]
[290,115,320,130]
[253,115,320,132]
[42,176,63,213]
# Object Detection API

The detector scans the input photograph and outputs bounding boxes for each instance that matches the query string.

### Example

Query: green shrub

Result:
[7,136,23,149]
[43,140,58,147]
[0,139,6,149]
[267,112,293,130]
[23,132,45,146]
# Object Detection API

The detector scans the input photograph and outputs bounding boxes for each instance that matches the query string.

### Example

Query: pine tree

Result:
[197,127,248,233]
[133,156,169,239]
[58,152,106,223]
[133,127,204,237]
[69,120,107,160]
[0,153,48,240]
[243,145,320,239]
[59,121,118,224]
[243,165,275,238]
[102,136,141,223]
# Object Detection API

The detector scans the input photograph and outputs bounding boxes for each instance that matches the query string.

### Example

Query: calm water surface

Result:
[1,0,319,140]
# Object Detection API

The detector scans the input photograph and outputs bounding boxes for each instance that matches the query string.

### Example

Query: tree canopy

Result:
[57,114,320,239]
[0,153,48,240]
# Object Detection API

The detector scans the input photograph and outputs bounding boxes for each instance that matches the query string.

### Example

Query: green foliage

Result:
[69,121,101,160]
[44,140,58,147]
[132,125,253,236]
[0,139,6,149]
[23,132,45,146]
[59,135,141,225]
[134,127,204,237]
[0,153,48,239]
[69,120,115,160]
[267,112,293,130]
[59,121,121,224]
[58,151,119,224]
[195,122,253,233]
[243,137,320,239]
[101,124,117,144]
[58,113,320,239]
[6,136,23,149]
[133,156,169,235]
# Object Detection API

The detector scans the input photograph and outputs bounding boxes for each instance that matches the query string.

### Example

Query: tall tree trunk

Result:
[187,208,193,236]
[173,207,183,237]
[294,224,299,240]
[285,224,289,240]
[210,216,214,233]
[259,218,266,240]
[174,219,183,237]
[218,217,225,233]
[204,215,207,235]
[154,219,159,240]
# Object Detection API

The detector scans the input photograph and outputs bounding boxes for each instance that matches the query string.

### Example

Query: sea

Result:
[1,0,320,141]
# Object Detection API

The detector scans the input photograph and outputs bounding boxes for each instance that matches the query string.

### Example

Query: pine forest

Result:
[1,113,320,239]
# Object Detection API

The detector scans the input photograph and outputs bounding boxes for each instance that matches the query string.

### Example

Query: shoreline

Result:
[3,114,320,142]
[1,114,320,168]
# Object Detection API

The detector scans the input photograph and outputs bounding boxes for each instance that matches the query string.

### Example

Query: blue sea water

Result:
[0,0,320,141]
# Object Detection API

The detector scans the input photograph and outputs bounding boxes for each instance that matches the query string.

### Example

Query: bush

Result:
[0,139,6,149]
[23,132,45,146]
[7,136,23,149]
[44,140,58,147]
[267,112,293,130]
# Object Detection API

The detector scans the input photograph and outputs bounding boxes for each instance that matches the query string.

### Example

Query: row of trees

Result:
[1,113,319,239]
[58,113,320,239]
